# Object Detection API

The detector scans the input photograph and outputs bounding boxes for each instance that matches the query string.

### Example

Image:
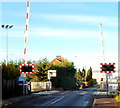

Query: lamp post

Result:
[1,25,13,65]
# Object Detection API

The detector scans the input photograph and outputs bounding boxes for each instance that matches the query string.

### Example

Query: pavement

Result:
[93,91,120,108]
[2,90,60,108]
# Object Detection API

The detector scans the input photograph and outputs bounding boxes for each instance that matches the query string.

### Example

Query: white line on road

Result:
[51,96,64,104]
[96,91,100,95]
[83,101,89,106]
[80,91,88,95]
[93,91,99,95]
[92,99,96,108]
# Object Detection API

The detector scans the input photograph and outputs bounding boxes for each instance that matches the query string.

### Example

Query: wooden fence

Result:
[2,78,23,99]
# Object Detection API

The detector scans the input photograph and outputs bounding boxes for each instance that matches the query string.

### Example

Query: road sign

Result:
[48,70,56,80]
[18,77,26,81]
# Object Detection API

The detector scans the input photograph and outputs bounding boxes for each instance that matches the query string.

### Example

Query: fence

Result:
[2,78,23,99]
[2,79,52,99]
[31,81,52,92]
[108,83,118,95]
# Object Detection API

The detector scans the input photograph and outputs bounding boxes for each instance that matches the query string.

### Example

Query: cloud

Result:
[30,28,100,38]
[39,14,117,26]
[1,26,117,42]
[29,27,117,42]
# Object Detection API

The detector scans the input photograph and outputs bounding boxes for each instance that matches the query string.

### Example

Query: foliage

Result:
[92,78,97,85]
[36,58,51,81]
[75,69,83,83]
[85,78,97,87]
[98,88,101,91]
[115,96,120,102]
[86,67,92,82]
[81,68,86,81]
[2,61,20,80]
[26,58,51,82]
[1,58,96,89]
[51,62,76,90]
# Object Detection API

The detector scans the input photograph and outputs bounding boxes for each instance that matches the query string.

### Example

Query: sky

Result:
[0,1,118,71]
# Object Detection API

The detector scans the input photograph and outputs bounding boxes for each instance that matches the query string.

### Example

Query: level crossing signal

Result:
[20,64,34,74]
[100,63,115,73]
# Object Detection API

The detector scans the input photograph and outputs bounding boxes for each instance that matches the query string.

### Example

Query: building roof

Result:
[51,56,68,65]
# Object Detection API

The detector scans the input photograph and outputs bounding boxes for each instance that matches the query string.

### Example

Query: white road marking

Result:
[95,91,107,95]
[80,91,88,95]
[51,96,64,104]
[93,91,100,95]
[92,99,96,108]
[83,101,89,106]
[96,91,100,95]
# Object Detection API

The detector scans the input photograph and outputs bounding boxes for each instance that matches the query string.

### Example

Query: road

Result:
[4,85,99,108]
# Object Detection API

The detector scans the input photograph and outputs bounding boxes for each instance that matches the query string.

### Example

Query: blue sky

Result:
[1,2,118,70]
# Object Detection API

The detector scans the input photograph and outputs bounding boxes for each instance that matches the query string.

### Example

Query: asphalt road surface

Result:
[4,85,99,108]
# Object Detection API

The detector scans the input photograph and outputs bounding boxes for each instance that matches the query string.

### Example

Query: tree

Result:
[86,67,92,82]
[82,68,86,81]
[75,69,83,83]
[35,58,51,82]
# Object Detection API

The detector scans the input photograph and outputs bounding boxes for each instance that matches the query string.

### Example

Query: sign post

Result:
[100,63,116,95]
[48,70,56,90]
[19,64,34,94]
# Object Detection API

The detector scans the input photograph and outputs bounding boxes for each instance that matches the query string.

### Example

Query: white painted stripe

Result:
[51,96,64,104]
[83,101,89,106]
[96,91,100,95]
[92,99,96,108]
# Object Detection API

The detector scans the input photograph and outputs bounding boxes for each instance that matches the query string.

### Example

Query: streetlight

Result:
[1,25,13,65]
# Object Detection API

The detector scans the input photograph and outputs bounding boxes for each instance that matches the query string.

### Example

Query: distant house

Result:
[51,56,68,65]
